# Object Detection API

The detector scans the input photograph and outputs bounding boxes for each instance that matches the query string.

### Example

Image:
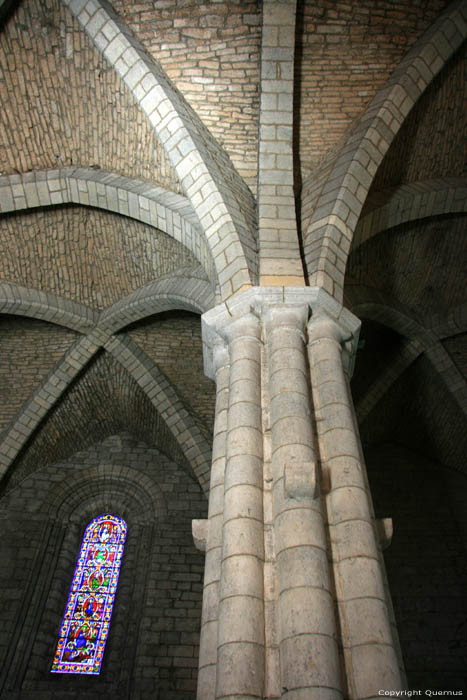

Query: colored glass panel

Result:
[51,514,127,675]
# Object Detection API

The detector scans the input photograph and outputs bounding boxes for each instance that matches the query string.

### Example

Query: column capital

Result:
[262,302,309,336]
[202,286,360,378]
[307,312,349,345]
[212,342,230,375]
[219,311,261,345]
[307,310,360,376]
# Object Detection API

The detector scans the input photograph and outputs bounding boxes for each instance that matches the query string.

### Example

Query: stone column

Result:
[307,314,404,699]
[215,313,265,700]
[197,343,230,700]
[264,304,343,700]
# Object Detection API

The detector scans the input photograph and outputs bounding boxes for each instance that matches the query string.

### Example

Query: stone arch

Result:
[0,273,215,338]
[302,0,467,302]
[20,466,161,692]
[427,301,467,339]
[349,290,467,418]
[0,334,100,482]
[99,273,215,334]
[345,285,431,346]
[61,0,257,299]
[0,283,212,491]
[0,282,97,333]
[47,463,166,525]
[105,334,212,494]
[353,177,467,253]
[0,168,217,287]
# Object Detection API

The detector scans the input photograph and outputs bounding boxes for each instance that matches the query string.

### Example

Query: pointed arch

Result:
[0,334,101,482]
[349,288,467,419]
[0,282,97,333]
[61,0,257,299]
[302,0,467,301]
[0,283,213,491]
[353,177,467,253]
[99,272,215,334]
[105,334,212,494]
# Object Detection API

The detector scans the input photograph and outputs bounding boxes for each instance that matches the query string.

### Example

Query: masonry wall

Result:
[110,0,262,194]
[0,434,207,700]
[370,40,467,192]
[358,352,467,475]
[366,442,467,691]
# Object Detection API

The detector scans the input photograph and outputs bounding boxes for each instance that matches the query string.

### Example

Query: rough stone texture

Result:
[0,0,181,192]
[347,215,467,320]
[370,41,467,192]
[367,443,467,691]
[64,0,259,300]
[0,433,207,699]
[0,0,465,696]
[296,0,450,178]
[0,168,216,288]
[355,177,467,252]
[127,312,216,431]
[300,2,466,302]
[0,316,78,433]
[0,339,210,494]
[110,0,262,194]
[0,206,199,310]
[443,332,467,381]
[358,353,467,476]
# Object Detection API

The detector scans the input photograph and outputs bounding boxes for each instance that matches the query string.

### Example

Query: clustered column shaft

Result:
[216,313,265,700]
[197,344,230,700]
[264,305,343,699]
[199,299,406,700]
[307,316,404,699]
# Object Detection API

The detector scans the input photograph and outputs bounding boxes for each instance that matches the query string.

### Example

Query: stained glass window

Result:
[51,514,127,675]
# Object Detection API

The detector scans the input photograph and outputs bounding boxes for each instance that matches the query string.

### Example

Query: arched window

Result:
[51,514,127,675]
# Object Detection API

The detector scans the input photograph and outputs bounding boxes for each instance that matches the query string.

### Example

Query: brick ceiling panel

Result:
[297,0,450,177]
[0,0,182,192]
[346,214,467,320]
[0,205,200,310]
[1,351,192,494]
[0,316,78,434]
[371,41,467,193]
[109,0,262,194]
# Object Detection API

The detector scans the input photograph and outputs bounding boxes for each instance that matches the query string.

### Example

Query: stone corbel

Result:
[192,519,209,552]
[376,517,393,550]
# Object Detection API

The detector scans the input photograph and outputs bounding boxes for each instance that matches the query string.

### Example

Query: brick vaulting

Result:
[0,1,466,698]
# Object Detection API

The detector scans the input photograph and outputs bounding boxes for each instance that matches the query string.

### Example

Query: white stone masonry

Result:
[258,0,305,286]
[200,290,405,699]
[307,314,404,698]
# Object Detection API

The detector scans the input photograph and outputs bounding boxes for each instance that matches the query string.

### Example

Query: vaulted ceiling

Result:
[0,0,465,496]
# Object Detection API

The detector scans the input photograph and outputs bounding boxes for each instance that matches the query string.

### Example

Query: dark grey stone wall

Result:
[366,442,467,692]
[0,433,207,700]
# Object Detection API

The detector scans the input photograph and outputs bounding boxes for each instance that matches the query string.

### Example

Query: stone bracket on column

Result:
[376,517,394,550]
[192,519,209,553]
[284,461,316,500]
